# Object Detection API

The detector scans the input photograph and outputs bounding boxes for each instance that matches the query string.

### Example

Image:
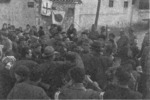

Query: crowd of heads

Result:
[0,22,149,99]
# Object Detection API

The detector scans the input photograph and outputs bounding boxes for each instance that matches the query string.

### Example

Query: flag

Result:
[52,10,65,25]
[41,0,53,16]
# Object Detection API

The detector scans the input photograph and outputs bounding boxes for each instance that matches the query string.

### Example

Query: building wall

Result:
[74,0,149,31]
[0,0,37,29]
[0,0,148,31]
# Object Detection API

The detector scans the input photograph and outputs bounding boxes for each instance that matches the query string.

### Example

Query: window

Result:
[68,8,75,15]
[0,0,11,3]
[109,0,114,7]
[28,2,34,8]
[52,7,56,10]
[124,1,128,8]
[139,0,149,9]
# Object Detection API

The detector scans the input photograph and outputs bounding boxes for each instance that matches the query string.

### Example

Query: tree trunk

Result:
[95,0,101,29]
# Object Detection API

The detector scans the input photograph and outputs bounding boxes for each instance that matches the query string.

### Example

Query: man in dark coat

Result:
[141,45,150,99]
[82,41,112,89]
[104,67,142,99]
[89,24,99,40]
[37,46,68,98]
[0,56,16,99]
[38,26,45,38]
[58,67,102,99]
[117,30,129,51]
[139,32,150,58]
[7,65,50,99]
[67,24,77,41]
[0,62,15,99]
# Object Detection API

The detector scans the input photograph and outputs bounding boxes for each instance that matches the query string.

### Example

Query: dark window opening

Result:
[28,2,34,8]
[124,1,128,8]
[67,8,75,17]
[109,0,114,7]
[139,0,149,9]
[52,7,56,10]
[0,0,11,3]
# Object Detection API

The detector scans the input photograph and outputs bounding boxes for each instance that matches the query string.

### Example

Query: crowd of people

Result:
[0,23,149,99]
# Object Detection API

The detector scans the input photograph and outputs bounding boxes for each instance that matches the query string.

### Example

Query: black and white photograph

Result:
[0,0,149,99]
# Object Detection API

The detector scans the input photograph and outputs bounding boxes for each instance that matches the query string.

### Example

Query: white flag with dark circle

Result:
[52,10,66,25]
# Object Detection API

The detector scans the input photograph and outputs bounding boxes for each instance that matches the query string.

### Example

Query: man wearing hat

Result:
[41,46,56,62]
[39,46,67,98]
[81,41,107,89]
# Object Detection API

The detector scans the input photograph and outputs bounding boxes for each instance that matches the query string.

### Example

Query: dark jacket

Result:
[59,83,101,99]
[39,61,73,98]
[0,66,15,99]
[38,30,45,38]
[104,85,142,99]
[7,81,50,99]
[141,46,150,74]
[81,53,112,89]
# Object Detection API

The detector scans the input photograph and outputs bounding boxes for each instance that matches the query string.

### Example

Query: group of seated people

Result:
[0,23,149,99]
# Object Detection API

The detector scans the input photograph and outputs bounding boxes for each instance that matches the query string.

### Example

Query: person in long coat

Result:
[82,41,112,89]
[141,45,150,99]
[104,67,142,99]
[0,56,16,99]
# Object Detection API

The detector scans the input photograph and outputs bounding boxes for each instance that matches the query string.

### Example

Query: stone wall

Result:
[0,0,37,29]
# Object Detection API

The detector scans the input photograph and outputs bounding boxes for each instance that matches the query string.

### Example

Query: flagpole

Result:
[95,0,101,29]
[130,4,134,27]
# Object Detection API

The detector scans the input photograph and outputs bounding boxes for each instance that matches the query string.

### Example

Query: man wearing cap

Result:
[81,41,109,89]
[39,46,65,98]
[41,46,56,62]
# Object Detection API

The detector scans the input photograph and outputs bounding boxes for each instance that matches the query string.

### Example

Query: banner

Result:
[41,0,52,16]
[52,10,65,25]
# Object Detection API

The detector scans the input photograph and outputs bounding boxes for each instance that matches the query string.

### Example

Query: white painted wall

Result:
[74,0,148,31]
[0,0,37,29]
